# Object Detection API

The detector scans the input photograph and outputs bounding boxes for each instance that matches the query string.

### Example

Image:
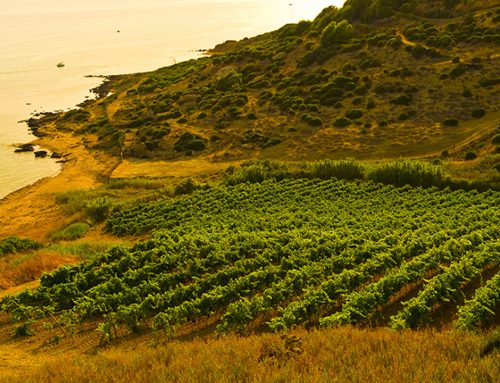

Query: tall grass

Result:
[225,159,452,188]
[51,223,90,241]
[0,252,76,287]
[309,159,365,180]
[368,160,448,188]
[46,241,123,260]
[6,328,498,383]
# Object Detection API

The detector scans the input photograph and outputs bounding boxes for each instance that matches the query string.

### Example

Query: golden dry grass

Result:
[0,125,120,242]
[111,158,241,179]
[0,252,77,289]
[2,328,498,383]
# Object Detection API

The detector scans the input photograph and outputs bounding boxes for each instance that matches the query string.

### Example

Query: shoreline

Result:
[0,119,120,241]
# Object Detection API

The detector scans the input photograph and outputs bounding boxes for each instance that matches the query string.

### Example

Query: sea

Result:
[0,0,342,199]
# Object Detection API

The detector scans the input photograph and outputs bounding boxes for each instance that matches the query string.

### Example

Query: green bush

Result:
[368,161,448,188]
[443,118,459,127]
[492,134,500,145]
[471,109,486,118]
[310,160,365,181]
[345,109,363,120]
[479,77,500,87]
[464,151,477,161]
[334,117,352,127]
[0,236,41,256]
[14,321,34,337]
[225,161,290,186]
[85,197,112,224]
[301,114,323,127]
[320,20,353,48]
[51,223,90,241]
[215,71,242,91]
[174,178,197,196]
[391,94,413,106]
[462,89,472,97]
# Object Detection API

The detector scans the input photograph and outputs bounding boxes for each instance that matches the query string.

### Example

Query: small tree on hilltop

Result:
[321,20,353,48]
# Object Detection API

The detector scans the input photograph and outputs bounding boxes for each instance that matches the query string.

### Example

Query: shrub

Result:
[225,161,290,186]
[174,178,197,196]
[366,101,376,109]
[185,139,206,151]
[310,159,365,181]
[263,138,283,149]
[302,114,323,127]
[464,151,477,161]
[479,77,500,87]
[391,94,413,106]
[449,66,465,78]
[471,109,486,118]
[216,71,242,91]
[345,109,363,120]
[463,89,472,97]
[0,237,41,256]
[174,133,206,152]
[368,161,448,188]
[492,134,500,145]
[320,20,353,47]
[334,117,352,127]
[14,321,34,337]
[51,223,90,241]
[85,197,112,223]
[443,118,459,127]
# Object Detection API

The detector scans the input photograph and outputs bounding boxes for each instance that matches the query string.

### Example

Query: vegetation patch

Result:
[51,223,90,241]
[0,237,41,256]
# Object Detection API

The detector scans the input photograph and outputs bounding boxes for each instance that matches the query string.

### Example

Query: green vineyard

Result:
[2,178,499,338]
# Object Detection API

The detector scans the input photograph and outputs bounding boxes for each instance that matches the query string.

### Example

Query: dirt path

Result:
[396,31,417,47]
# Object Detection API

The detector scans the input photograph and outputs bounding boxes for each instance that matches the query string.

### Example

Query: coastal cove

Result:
[0,0,340,200]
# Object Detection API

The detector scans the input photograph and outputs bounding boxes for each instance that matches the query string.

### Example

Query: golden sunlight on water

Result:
[0,0,345,199]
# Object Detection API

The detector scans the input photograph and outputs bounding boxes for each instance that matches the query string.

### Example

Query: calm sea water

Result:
[0,0,342,199]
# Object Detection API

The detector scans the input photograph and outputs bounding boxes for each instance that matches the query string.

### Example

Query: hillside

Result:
[0,1,499,381]
[32,0,500,170]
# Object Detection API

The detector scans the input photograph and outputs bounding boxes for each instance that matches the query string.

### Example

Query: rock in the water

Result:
[14,143,35,153]
[34,150,48,158]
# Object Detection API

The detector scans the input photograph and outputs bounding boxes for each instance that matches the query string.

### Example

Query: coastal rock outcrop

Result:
[14,143,34,153]
[34,150,48,158]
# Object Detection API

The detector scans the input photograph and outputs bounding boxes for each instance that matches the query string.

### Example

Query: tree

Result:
[320,20,353,48]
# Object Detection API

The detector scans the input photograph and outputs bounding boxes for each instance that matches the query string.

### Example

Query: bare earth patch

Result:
[111,158,241,179]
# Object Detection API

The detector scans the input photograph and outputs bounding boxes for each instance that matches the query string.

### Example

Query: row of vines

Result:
[2,179,499,339]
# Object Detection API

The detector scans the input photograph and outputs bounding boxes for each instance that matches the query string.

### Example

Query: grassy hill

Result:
[36,0,500,169]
